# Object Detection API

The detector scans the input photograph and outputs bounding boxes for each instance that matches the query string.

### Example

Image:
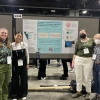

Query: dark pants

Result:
[37,59,47,79]
[12,65,28,98]
[93,64,100,95]
[61,59,68,77]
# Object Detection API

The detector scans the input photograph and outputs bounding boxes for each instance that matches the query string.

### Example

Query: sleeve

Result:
[74,41,79,55]
[24,42,29,64]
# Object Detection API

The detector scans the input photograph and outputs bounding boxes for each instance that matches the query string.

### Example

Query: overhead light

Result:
[82,10,87,14]
[19,9,24,11]
[51,10,55,12]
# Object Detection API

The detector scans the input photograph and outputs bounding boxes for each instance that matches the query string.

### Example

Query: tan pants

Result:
[74,56,93,93]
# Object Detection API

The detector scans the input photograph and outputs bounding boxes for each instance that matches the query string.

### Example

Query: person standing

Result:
[72,29,94,100]
[0,28,12,100]
[37,59,47,80]
[91,34,100,100]
[11,32,29,100]
[60,59,72,80]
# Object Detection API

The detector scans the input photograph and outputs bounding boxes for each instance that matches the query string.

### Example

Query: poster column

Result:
[37,20,62,53]
[23,19,37,53]
[62,21,78,53]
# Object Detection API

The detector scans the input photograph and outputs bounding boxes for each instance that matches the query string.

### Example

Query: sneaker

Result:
[85,93,90,100]
[57,64,61,67]
[37,77,42,80]
[91,94,97,100]
[72,92,81,98]
[60,76,67,80]
[41,77,47,80]
[22,97,26,100]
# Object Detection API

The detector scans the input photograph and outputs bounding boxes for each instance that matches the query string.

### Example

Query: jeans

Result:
[93,64,100,95]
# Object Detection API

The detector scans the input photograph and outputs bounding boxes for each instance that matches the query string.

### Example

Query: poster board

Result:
[23,19,78,54]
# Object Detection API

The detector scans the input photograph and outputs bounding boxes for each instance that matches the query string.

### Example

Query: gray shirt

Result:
[94,44,100,63]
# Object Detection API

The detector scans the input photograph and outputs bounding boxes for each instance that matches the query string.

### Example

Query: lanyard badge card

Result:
[18,59,23,66]
[92,54,96,60]
[83,48,89,54]
[7,56,11,64]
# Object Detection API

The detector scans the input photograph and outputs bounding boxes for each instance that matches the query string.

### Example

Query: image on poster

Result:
[37,20,62,53]
[62,21,78,53]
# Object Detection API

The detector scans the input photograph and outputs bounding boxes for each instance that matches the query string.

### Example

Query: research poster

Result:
[23,19,78,53]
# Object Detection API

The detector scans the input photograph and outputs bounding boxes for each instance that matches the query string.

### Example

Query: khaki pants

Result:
[74,56,93,93]
[0,64,11,100]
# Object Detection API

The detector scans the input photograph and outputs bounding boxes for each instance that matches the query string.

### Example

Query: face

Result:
[14,33,22,43]
[94,35,100,45]
[79,30,87,39]
[0,29,8,41]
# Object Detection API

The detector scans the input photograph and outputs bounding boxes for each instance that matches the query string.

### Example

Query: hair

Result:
[14,31,22,35]
[94,33,100,39]
[80,29,87,33]
[0,28,11,49]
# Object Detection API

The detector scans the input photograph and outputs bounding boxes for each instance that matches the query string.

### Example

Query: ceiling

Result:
[0,0,100,17]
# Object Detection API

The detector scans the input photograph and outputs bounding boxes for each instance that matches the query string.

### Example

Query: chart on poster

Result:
[23,19,78,54]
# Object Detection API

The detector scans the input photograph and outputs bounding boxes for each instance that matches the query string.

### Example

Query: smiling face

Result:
[0,28,8,41]
[14,33,22,43]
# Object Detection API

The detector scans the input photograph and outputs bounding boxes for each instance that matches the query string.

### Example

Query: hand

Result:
[71,60,74,69]
[26,65,29,70]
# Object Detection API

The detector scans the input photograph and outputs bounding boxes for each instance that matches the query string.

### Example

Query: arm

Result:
[24,42,29,70]
[72,41,79,68]
[72,55,76,68]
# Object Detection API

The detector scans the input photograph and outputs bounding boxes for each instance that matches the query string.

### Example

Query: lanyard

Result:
[3,44,10,56]
[83,41,88,49]
[15,42,24,57]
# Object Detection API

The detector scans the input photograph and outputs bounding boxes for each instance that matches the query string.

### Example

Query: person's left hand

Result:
[26,65,29,70]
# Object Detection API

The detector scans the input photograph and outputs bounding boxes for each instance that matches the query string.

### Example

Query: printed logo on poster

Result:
[66,22,71,28]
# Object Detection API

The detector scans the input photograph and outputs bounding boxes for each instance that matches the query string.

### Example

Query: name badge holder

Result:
[92,54,96,60]
[83,41,89,54]
[83,48,89,54]
[7,56,11,64]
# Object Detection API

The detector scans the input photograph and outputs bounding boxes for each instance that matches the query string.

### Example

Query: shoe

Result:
[12,99,17,100]
[37,77,42,80]
[60,76,67,80]
[22,97,26,100]
[72,92,81,98]
[41,77,47,80]
[97,96,100,100]
[91,94,97,100]
[62,74,69,77]
[57,64,61,66]
[85,93,90,100]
